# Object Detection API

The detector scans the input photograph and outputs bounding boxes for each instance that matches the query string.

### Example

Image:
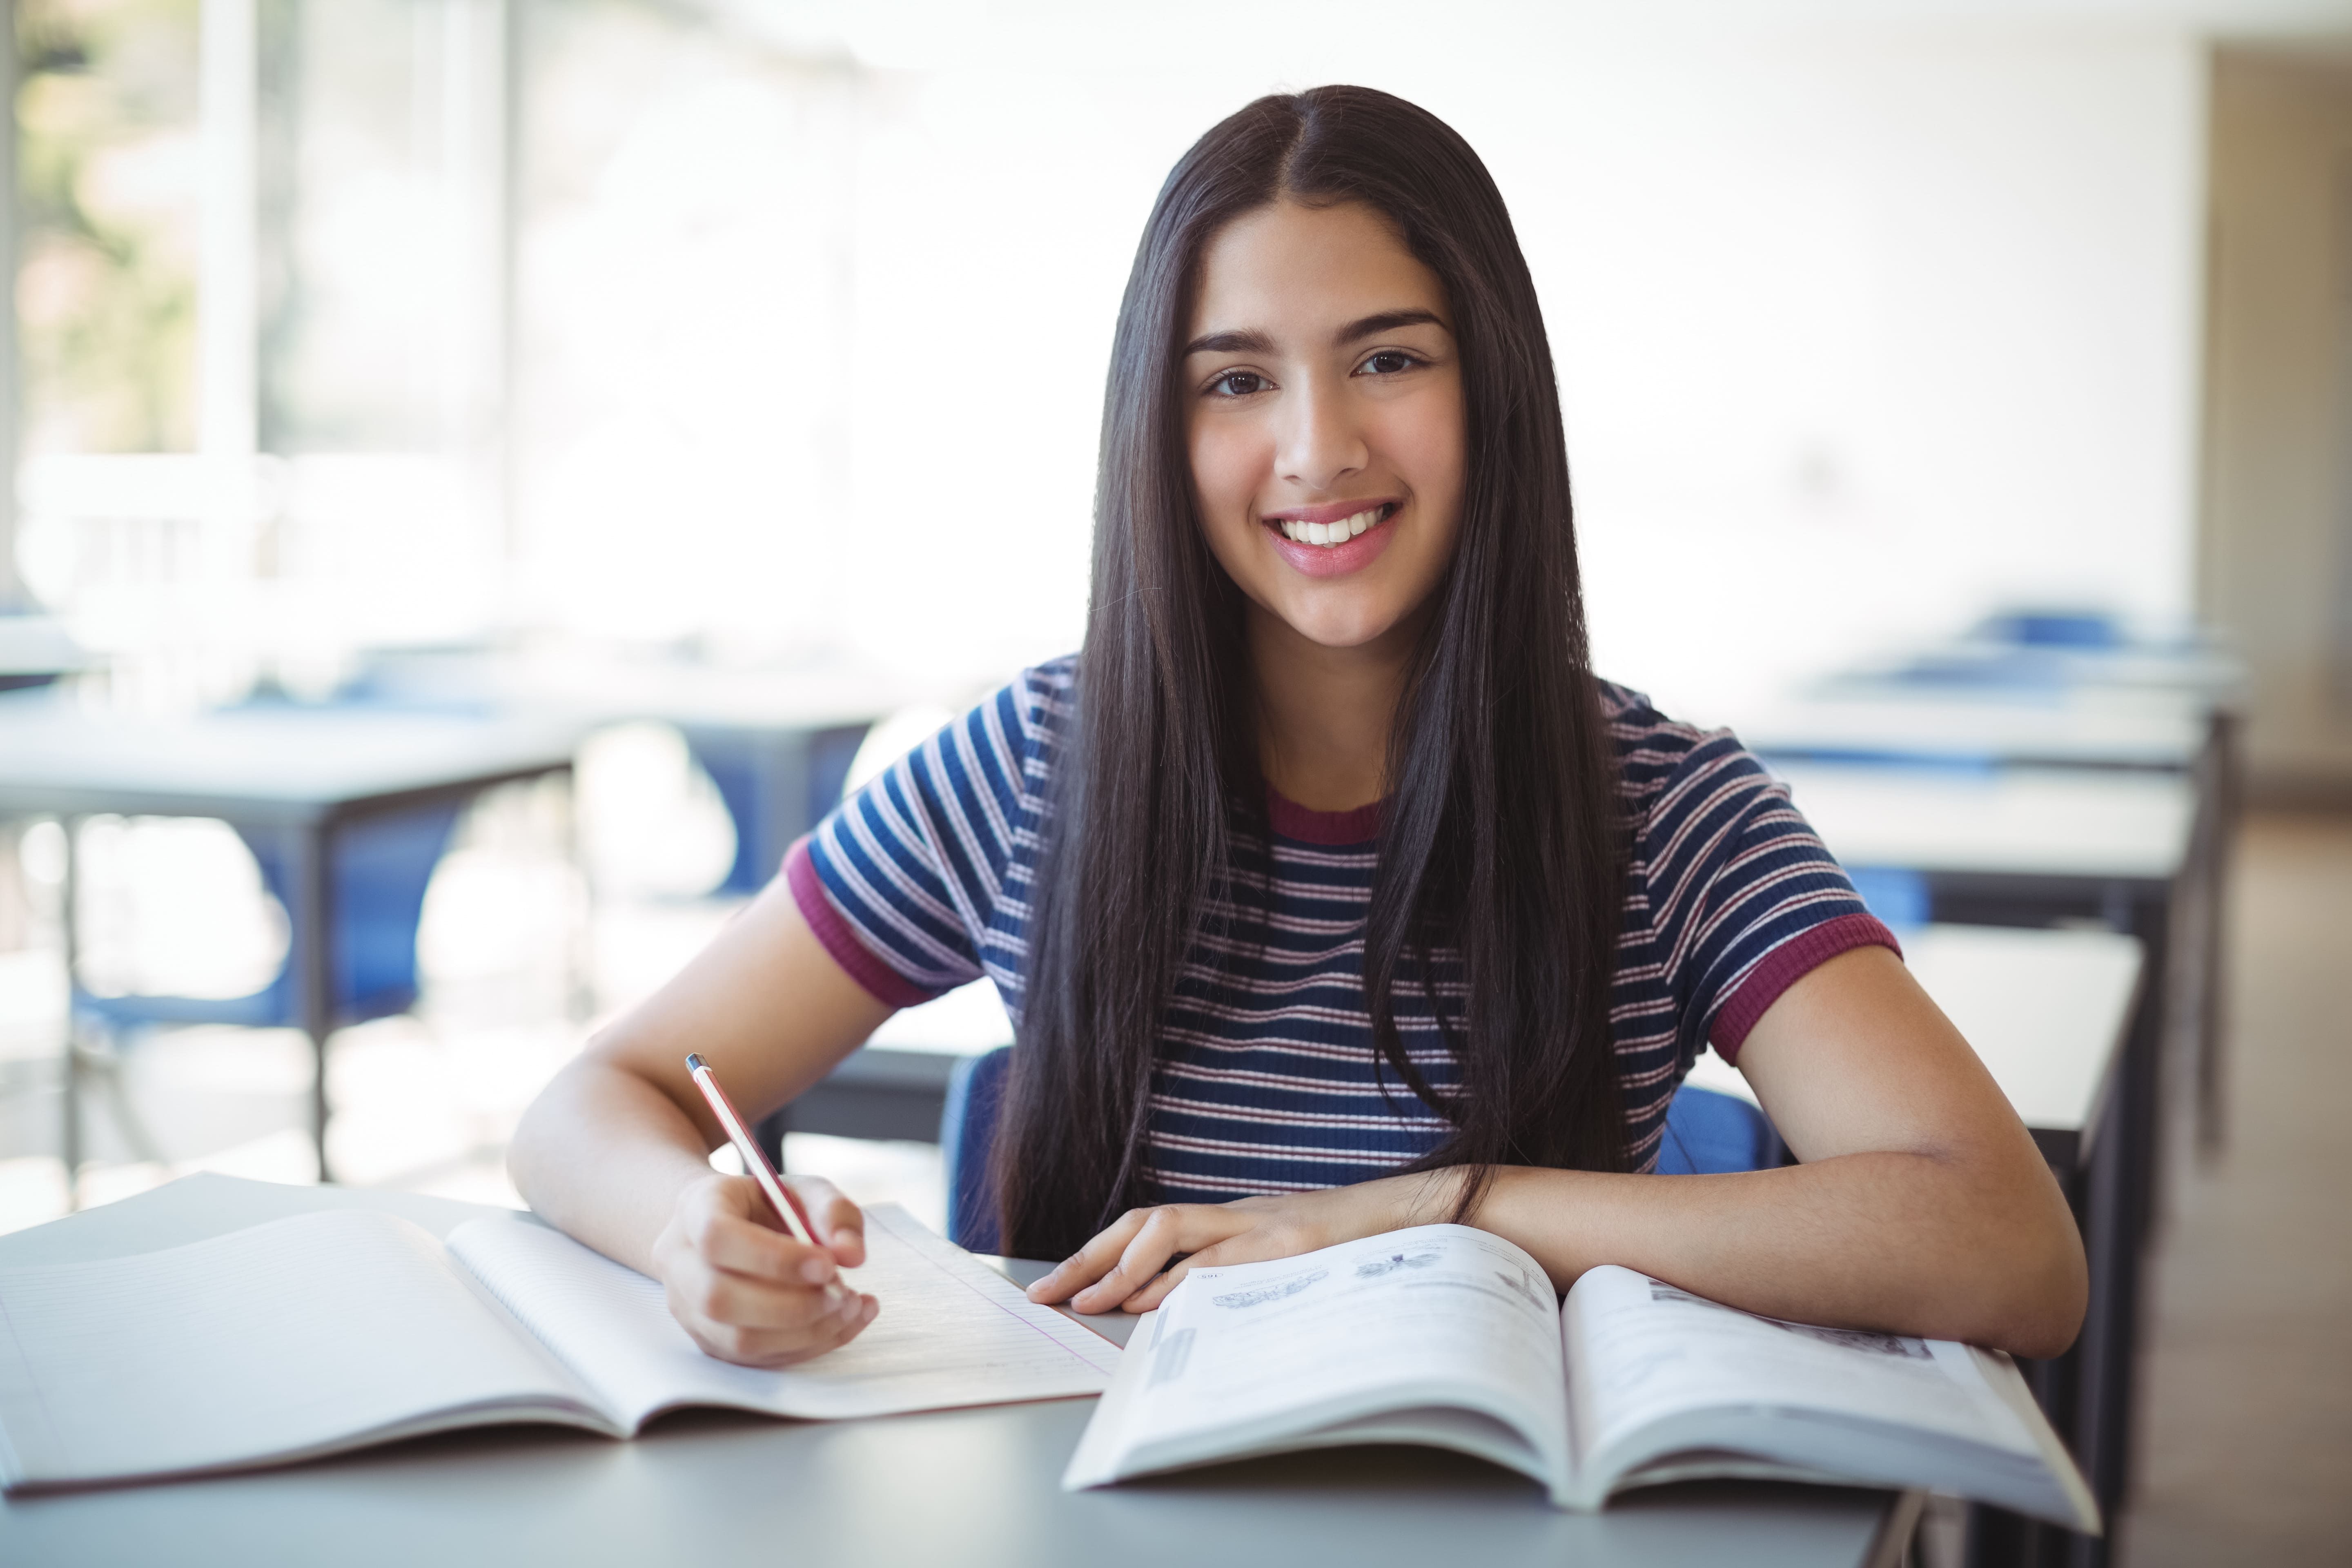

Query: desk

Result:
[0,693,582,1181]
[1753,689,2238,1149]
[357,648,905,893]
[1735,688,2212,773]
[1771,758,2198,1480]
[0,1174,1918,1568]
[1684,923,2140,1167]
[1768,761,2196,891]
[1692,924,2143,1568]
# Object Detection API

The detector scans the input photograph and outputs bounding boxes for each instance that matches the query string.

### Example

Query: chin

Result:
[1275,599,1410,651]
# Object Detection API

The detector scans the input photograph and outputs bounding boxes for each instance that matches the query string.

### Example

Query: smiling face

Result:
[1183,199,1466,657]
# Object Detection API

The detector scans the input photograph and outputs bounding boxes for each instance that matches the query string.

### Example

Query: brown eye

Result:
[1210,371,1269,397]
[1359,350,1418,376]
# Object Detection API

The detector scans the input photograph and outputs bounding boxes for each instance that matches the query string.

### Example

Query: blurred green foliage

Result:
[16,0,201,454]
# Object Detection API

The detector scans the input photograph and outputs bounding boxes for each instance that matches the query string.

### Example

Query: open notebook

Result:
[0,1203,1118,1490]
[1066,1224,2098,1531]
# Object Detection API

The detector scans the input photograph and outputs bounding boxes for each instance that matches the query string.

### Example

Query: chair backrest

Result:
[940,1046,1013,1252]
[1655,1082,1778,1175]
[941,1047,1781,1250]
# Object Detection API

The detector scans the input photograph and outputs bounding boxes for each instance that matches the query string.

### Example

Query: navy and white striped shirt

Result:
[788,657,1895,1197]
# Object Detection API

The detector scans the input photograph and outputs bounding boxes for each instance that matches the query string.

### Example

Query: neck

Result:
[1248,604,1423,813]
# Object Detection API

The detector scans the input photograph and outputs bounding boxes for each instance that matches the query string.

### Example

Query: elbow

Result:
[505,1055,593,1210]
[504,1081,557,1205]
[1976,1205,2089,1363]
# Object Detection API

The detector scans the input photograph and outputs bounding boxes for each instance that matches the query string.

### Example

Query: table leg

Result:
[58,814,81,1210]
[2194,710,2240,1152]
[283,822,334,1183]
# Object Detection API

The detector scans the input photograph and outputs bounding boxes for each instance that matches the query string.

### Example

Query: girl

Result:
[509,86,2086,1370]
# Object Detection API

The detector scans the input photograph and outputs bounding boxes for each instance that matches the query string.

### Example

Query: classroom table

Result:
[1683,923,2140,1164]
[1733,686,2214,773]
[1749,680,2239,1148]
[1767,761,2196,891]
[1771,756,2196,1350]
[355,646,906,893]
[1691,923,2142,1568]
[0,1173,1921,1568]
[0,691,583,1183]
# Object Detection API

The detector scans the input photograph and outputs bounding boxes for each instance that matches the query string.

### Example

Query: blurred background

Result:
[0,1,2348,1561]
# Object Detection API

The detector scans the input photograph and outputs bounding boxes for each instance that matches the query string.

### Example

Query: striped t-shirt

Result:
[787,656,1896,1197]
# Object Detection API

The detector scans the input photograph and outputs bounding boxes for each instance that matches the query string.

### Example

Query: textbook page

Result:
[0,1212,604,1488]
[1064,1225,1569,1494]
[446,1203,1118,1427]
[1564,1265,2038,1478]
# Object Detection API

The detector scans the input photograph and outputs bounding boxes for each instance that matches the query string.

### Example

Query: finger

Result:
[694,1201,841,1285]
[1123,1242,1227,1313]
[788,1176,866,1267]
[1073,1206,1208,1313]
[692,1292,879,1368]
[1025,1209,1152,1303]
[671,1257,872,1336]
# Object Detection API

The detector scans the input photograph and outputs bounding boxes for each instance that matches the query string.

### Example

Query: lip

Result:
[1261,497,1403,527]
[1261,500,1402,580]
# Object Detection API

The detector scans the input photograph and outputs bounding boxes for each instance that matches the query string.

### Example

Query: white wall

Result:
[801,5,2216,723]
[2203,48,2352,795]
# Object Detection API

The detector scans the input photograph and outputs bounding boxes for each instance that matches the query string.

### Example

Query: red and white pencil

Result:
[685,1054,847,1301]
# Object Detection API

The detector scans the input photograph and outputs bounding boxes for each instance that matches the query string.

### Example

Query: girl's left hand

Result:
[1023,1169,1466,1314]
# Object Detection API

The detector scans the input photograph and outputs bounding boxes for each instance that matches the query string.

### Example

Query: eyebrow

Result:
[1181,327,1277,357]
[1179,308,1450,360]
[1336,308,1448,343]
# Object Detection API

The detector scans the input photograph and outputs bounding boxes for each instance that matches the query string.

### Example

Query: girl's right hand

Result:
[650,1172,878,1367]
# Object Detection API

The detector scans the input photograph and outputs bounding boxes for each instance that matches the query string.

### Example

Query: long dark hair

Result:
[994,85,1626,1258]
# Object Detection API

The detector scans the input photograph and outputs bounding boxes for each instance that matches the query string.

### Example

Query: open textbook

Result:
[0,1203,1117,1490]
[1065,1224,2099,1531]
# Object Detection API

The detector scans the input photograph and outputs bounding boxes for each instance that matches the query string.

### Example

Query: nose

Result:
[1276,371,1367,493]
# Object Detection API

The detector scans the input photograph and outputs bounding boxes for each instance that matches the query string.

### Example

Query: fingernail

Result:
[802,1258,832,1284]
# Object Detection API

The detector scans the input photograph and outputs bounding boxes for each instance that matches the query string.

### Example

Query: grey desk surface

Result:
[0,1175,1910,1568]
[365,646,912,733]
[1686,923,2142,1141]
[0,691,582,823]
[1733,688,2209,771]
[1768,760,2197,882]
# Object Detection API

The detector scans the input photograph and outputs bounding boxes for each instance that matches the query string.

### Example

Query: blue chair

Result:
[76,804,464,1031]
[680,724,872,897]
[67,800,466,1182]
[1844,865,1933,931]
[941,1046,1014,1252]
[937,1046,1782,1254]
[1653,1081,1779,1174]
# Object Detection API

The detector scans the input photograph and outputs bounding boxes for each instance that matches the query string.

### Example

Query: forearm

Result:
[507,1058,721,1275]
[1466,1152,2086,1359]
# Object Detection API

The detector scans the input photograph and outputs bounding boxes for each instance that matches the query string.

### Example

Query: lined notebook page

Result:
[447,1203,1119,1428]
[0,1212,599,1488]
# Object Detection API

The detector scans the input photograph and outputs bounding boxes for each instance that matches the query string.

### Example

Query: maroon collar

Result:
[1264,784,1383,845]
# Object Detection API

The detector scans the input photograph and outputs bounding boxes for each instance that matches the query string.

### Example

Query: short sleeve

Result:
[788,669,1059,1009]
[1639,737,1901,1066]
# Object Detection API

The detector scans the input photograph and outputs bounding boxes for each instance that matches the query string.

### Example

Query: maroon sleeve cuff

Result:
[1708,913,1904,1063]
[783,836,940,1010]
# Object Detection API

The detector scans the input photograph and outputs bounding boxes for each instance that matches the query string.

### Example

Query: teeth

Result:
[1278,506,1388,547]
